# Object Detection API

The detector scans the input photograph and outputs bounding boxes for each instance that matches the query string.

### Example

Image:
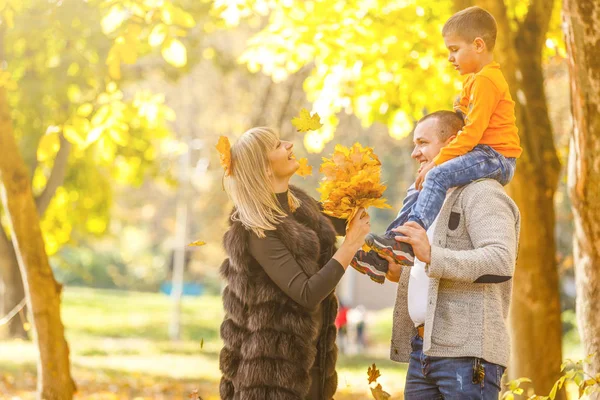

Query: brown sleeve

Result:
[249,233,344,310]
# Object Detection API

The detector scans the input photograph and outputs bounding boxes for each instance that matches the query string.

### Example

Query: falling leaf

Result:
[200,338,204,349]
[371,384,391,400]
[23,322,31,332]
[291,108,323,132]
[215,136,232,176]
[188,240,206,247]
[368,363,381,384]
[295,158,312,177]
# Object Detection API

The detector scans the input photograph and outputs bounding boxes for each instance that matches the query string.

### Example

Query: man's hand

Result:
[415,161,435,191]
[380,254,402,283]
[392,221,431,264]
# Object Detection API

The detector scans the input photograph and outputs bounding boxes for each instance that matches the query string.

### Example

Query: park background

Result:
[0,0,598,399]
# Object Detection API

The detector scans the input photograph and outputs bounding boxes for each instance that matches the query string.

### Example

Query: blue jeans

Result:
[386,145,516,234]
[404,335,505,400]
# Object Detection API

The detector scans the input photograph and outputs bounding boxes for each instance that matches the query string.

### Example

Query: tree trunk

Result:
[0,226,28,339]
[564,0,600,379]
[469,0,564,395]
[0,87,75,399]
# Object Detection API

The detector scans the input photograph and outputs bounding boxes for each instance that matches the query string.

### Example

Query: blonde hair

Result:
[223,127,301,238]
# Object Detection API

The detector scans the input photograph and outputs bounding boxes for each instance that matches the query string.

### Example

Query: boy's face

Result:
[443,33,481,75]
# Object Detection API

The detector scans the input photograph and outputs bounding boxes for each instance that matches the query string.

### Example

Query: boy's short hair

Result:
[442,6,497,51]
[418,111,464,142]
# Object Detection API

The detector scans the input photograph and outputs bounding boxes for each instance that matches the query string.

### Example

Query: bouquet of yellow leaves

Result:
[318,143,391,221]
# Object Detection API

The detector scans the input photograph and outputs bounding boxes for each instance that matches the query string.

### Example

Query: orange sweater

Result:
[434,62,522,165]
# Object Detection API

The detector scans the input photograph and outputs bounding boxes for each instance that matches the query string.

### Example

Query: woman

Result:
[218,127,370,400]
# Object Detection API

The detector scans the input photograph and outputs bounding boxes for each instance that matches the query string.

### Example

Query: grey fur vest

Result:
[219,186,339,400]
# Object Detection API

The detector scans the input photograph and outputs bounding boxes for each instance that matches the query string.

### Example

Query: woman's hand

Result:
[344,208,371,250]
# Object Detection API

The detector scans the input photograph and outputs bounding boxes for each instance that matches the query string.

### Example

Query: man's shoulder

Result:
[458,180,518,210]
[462,179,504,194]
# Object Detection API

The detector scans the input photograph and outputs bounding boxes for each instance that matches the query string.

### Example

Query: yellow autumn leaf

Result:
[149,23,168,47]
[370,384,391,400]
[318,143,391,219]
[291,108,323,132]
[216,136,232,176]
[188,240,206,247]
[367,363,381,384]
[37,132,61,162]
[295,158,312,177]
[162,38,187,67]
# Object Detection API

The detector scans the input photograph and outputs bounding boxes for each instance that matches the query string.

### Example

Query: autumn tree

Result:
[0,0,201,397]
[563,0,600,378]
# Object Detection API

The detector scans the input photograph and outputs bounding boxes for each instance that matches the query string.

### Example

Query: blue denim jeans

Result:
[386,145,516,234]
[404,335,505,400]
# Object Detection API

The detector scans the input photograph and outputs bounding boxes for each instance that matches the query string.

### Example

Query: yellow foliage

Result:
[291,108,323,132]
[367,363,381,384]
[215,136,232,176]
[318,143,391,220]
[162,38,187,67]
[370,384,391,400]
[295,157,312,177]
[188,240,206,247]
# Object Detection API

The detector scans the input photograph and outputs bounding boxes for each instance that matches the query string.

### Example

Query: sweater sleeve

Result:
[249,233,345,310]
[434,75,502,165]
[425,182,519,283]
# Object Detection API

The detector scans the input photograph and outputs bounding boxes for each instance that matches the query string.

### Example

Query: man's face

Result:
[411,118,454,167]
[444,33,480,75]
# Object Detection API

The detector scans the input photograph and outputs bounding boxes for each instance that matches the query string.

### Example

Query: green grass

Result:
[0,286,407,399]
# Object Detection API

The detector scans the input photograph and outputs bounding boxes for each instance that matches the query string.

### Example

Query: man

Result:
[383,110,520,399]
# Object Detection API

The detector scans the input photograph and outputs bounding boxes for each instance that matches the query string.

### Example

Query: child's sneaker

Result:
[350,250,388,284]
[365,233,415,266]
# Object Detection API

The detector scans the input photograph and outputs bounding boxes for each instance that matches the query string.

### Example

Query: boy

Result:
[351,6,522,282]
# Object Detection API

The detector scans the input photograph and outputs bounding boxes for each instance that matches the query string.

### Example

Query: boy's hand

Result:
[415,161,435,191]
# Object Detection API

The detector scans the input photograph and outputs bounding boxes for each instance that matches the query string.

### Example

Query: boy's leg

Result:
[384,183,420,236]
[362,184,419,266]
[349,250,388,284]
[408,145,506,230]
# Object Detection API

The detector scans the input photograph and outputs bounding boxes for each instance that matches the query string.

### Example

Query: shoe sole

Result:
[365,237,414,266]
[350,261,385,284]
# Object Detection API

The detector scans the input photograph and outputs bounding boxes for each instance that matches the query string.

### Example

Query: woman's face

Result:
[267,139,299,181]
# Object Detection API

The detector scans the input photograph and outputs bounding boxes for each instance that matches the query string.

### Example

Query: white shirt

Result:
[407,188,454,327]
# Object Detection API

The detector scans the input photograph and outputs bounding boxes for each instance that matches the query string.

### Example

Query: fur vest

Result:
[219,186,339,400]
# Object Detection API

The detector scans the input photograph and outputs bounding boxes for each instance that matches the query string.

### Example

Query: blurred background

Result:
[0,0,593,399]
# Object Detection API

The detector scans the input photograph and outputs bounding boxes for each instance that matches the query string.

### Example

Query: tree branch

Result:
[34,134,71,216]
[517,0,555,59]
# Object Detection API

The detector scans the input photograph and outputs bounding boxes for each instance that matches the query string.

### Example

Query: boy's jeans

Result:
[385,145,516,235]
[404,335,505,400]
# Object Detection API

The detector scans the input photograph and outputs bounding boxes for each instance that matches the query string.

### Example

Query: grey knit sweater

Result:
[390,179,520,367]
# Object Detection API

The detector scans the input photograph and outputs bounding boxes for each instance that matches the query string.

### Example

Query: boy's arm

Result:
[433,76,502,165]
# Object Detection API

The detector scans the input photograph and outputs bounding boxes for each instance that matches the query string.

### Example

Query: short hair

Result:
[442,6,497,51]
[417,111,464,142]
